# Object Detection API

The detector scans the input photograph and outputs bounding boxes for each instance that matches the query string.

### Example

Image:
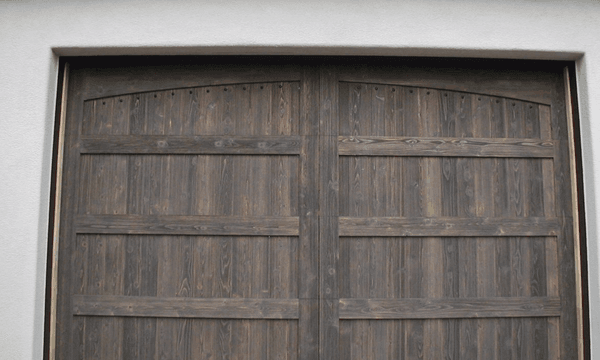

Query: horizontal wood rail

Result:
[73,295,299,319]
[80,135,302,155]
[339,297,561,319]
[338,136,555,158]
[339,217,560,237]
[75,215,299,236]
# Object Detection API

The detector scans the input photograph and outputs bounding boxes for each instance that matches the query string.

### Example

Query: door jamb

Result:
[44,59,69,360]
[565,64,590,360]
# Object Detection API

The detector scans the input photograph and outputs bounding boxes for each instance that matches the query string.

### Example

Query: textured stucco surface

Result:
[1,1,599,359]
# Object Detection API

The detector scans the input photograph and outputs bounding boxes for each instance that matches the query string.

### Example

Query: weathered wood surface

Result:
[82,81,301,136]
[55,69,86,360]
[335,58,556,105]
[73,295,300,319]
[298,66,320,360]
[62,65,308,360]
[77,58,303,100]
[339,217,560,237]
[338,135,555,157]
[339,297,561,319]
[79,154,299,217]
[336,76,572,359]
[75,214,300,236]
[55,58,578,360]
[81,135,302,154]
[319,65,340,360]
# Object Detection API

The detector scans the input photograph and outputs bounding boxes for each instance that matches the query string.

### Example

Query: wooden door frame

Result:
[43,56,590,360]
[564,63,590,360]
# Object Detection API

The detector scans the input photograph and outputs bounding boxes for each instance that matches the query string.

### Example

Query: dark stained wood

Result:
[55,58,579,360]
[400,86,425,360]
[335,71,573,359]
[336,60,555,105]
[472,94,499,360]
[75,214,299,236]
[319,65,339,360]
[339,297,561,319]
[78,59,303,100]
[121,236,158,360]
[339,217,560,237]
[441,90,462,360]
[418,86,445,360]
[298,67,320,359]
[454,91,479,360]
[81,135,302,154]
[338,135,555,158]
[73,295,300,319]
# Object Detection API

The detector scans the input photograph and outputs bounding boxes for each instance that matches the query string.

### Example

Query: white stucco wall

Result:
[1,0,599,358]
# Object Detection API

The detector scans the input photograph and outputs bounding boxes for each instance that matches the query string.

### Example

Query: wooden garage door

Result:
[54,57,578,360]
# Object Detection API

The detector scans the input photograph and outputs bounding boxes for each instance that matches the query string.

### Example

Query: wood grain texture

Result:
[319,65,340,360]
[77,59,303,100]
[81,135,302,154]
[335,59,555,105]
[339,297,561,319]
[75,214,299,236]
[73,295,300,319]
[339,217,560,237]
[56,59,578,360]
[338,135,555,157]
[298,67,320,360]
[336,76,567,359]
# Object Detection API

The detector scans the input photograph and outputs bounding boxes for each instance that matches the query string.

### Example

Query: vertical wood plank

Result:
[453,92,478,360]
[527,102,550,360]
[339,320,351,359]
[526,102,549,360]
[489,97,512,359]
[72,235,88,360]
[126,93,161,360]
[440,90,460,360]
[540,105,556,218]
[401,86,423,360]
[472,93,497,360]
[320,65,339,360]
[100,236,125,360]
[156,236,193,360]
[299,66,319,360]
[84,234,104,360]
[191,237,211,359]
[547,235,561,360]
[542,98,562,360]
[123,236,158,360]
[222,83,235,136]
[112,94,131,135]
[419,87,444,360]
[165,89,186,135]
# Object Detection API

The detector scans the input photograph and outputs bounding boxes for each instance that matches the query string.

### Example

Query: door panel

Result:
[55,58,576,359]
[332,74,565,359]
[57,60,320,360]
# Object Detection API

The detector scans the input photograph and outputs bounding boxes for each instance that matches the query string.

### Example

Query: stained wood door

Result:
[319,61,577,360]
[56,59,320,360]
[54,57,578,360]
